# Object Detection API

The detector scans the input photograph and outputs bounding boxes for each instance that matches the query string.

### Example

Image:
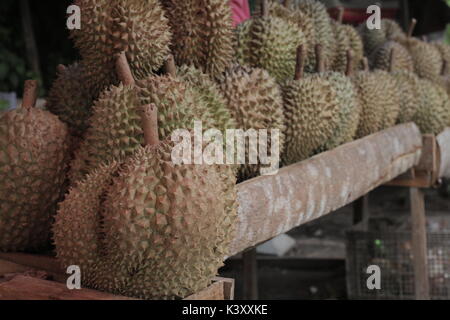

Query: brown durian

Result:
[0,81,71,252]
[370,41,414,72]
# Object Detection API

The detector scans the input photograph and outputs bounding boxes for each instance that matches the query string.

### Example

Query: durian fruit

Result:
[160,0,234,78]
[281,45,340,164]
[370,41,414,72]
[219,64,285,181]
[268,0,316,72]
[352,58,400,137]
[69,54,195,184]
[318,50,361,151]
[433,42,450,66]
[402,19,443,84]
[0,80,71,252]
[413,78,450,135]
[46,63,94,138]
[358,18,407,56]
[340,24,365,72]
[236,0,308,82]
[54,104,238,299]
[71,0,171,97]
[295,0,335,70]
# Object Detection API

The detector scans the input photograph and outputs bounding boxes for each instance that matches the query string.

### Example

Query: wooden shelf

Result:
[229,123,422,256]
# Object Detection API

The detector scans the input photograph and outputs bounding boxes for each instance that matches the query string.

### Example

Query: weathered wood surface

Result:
[229,123,422,256]
[437,128,450,179]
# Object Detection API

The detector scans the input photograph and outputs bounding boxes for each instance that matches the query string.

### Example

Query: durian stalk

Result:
[345,50,354,77]
[337,6,344,24]
[294,45,305,80]
[362,57,369,71]
[389,47,396,73]
[140,103,159,146]
[22,80,38,109]
[315,44,325,73]
[164,54,177,77]
[115,52,136,86]
[261,0,269,18]
[407,18,417,38]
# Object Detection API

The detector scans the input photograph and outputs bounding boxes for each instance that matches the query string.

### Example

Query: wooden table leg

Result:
[242,248,258,300]
[410,187,430,300]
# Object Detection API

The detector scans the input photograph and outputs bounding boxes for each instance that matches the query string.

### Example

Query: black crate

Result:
[346,217,450,300]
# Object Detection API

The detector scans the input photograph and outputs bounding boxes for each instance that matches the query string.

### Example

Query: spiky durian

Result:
[370,41,414,72]
[352,62,400,137]
[406,38,444,83]
[295,0,334,69]
[392,70,421,124]
[330,20,350,73]
[341,24,365,72]
[160,0,234,78]
[282,46,340,164]
[219,64,285,180]
[46,63,94,138]
[69,55,196,184]
[413,79,450,135]
[54,104,237,299]
[433,42,450,65]
[236,0,308,82]
[318,51,361,150]
[268,0,316,72]
[71,0,171,96]
[0,81,71,252]
[358,18,407,56]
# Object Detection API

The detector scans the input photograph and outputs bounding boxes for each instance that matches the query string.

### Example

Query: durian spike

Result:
[261,0,269,18]
[22,80,38,110]
[407,18,417,38]
[389,47,396,73]
[362,57,369,72]
[283,0,292,8]
[315,44,325,73]
[345,50,354,77]
[164,54,177,77]
[336,6,344,23]
[115,52,135,86]
[57,64,67,74]
[294,45,305,80]
[140,103,159,147]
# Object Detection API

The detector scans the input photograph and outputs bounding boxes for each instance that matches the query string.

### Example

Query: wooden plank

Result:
[229,123,422,256]
[0,276,135,300]
[242,248,258,300]
[213,277,235,300]
[437,128,450,179]
[0,253,63,275]
[410,187,430,300]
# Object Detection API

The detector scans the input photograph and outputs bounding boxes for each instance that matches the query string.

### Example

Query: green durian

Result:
[392,70,421,124]
[0,81,71,252]
[370,41,414,72]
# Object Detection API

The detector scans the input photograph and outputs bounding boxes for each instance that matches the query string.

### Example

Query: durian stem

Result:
[315,44,325,73]
[22,80,37,109]
[164,54,177,77]
[407,18,417,38]
[337,6,344,23]
[294,45,305,80]
[345,50,354,77]
[261,0,268,18]
[116,52,135,86]
[362,57,369,72]
[140,103,159,147]
[57,64,67,74]
[389,47,396,73]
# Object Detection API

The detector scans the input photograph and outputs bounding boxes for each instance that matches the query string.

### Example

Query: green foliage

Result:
[0,47,35,93]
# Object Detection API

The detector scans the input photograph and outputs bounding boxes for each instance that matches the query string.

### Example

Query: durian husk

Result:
[1,100,71,251]
[413,79,450,135]
[359,18,407,56]
[330,21,351,73]
[46,62,94,138]
[282,74,340,164]
[219,65,285,181]
[392,70,421,123]
[236,16,308,82]
[71,0,171,97]
[160,0,235,78]
[341,24,365,72]
[370,41,414,72]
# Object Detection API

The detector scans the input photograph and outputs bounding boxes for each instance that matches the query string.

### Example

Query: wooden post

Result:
[353,194,369,228]
[242,248,258,300]
[409,187,430,300]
